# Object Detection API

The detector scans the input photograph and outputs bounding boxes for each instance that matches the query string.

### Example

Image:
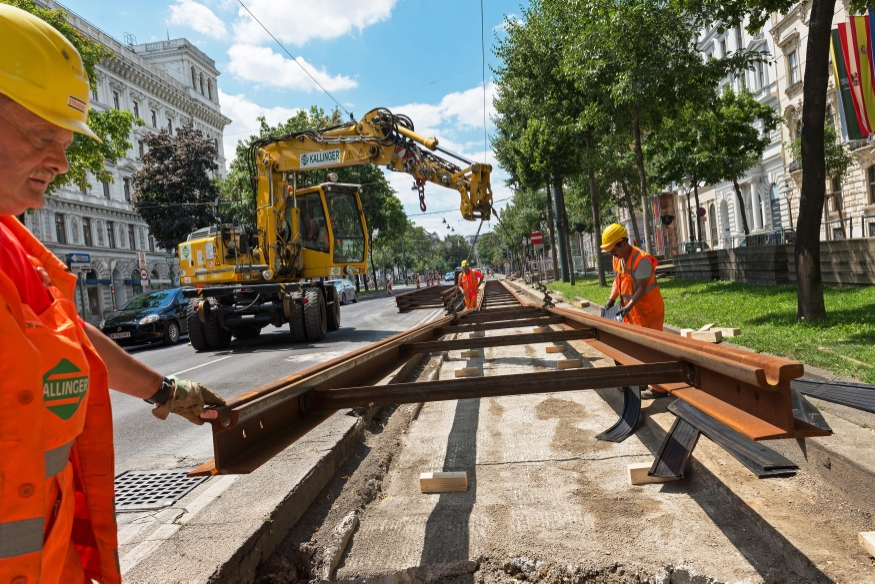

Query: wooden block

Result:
[689,330,722,343]
[680,328,694,338]
[713,327,740,338]
[420,471,468,493]
[859,532,875,558]
[557,359,580,369]
[628,462,680,485]
[572,297,590,308]
[533,326,551,333]
[460,350,480,358]
[454,367,479,378]
[545,345,565,353]
[698,323,715,331]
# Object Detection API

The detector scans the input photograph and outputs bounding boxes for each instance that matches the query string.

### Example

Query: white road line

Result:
[120,523,180,574]
[171,356,231,377]
[414,308,444,327]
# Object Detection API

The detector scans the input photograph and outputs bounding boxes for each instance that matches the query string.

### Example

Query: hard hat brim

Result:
[9,93,102,142]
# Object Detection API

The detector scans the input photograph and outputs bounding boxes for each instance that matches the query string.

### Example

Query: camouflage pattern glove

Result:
[151,376,225,425]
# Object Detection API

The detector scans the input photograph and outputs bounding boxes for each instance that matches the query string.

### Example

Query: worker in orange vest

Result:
[0,7,224,582]
[458,260,484,310]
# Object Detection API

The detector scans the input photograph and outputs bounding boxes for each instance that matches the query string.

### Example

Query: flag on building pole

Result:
[838,21,873,136]
[831,28,865,140]
[850,16,875,129]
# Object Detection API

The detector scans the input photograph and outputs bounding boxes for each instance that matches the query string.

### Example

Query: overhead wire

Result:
[235,0,350,116]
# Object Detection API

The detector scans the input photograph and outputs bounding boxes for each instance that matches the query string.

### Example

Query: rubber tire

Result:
[231,324,261,340]
[187,299,209,352]
[304,288,327,342]
[326,288,341,332]
[163,320,180,345]
[288,291,307,343]
[203,298,231,350]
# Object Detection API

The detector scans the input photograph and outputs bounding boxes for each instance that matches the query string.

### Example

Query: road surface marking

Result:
[171,356,231,376]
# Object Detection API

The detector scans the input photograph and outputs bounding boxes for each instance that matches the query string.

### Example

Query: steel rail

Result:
[401,329,595,354]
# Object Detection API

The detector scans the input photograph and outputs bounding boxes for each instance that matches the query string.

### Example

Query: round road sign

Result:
[530,231,543,245]
[139,268,149,281]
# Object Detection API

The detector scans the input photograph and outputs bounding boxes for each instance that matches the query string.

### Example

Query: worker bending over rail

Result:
[0,7,224,582]
[601,223,665,331]
[458,260,484,310]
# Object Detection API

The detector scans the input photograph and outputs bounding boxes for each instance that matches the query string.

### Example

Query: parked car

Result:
[328,278,357,304]
[99,288,191,346]
[444,271,455,282]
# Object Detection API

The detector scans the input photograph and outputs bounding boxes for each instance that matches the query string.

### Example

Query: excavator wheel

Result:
[287,291,307,343]
[231,324,261,340]
[326,287,341,332]
[203,298,231,350]
[303,288,327,342]
[187,299,209,352]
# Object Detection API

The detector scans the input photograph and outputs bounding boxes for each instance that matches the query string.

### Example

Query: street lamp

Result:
[779,181,794,227]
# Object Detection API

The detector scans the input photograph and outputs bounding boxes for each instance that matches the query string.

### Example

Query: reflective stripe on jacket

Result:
[0,216,120,584]
[458,269,483,296]
[612,246,664,331]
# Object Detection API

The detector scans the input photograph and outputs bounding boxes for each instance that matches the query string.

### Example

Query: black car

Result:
[99,288,190,346]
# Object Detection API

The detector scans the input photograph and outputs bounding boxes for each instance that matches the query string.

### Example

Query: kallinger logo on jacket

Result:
[43,359,89,420]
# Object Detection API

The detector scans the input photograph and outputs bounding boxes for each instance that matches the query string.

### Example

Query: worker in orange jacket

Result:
[458,260,484,310]
[0,7,224,583]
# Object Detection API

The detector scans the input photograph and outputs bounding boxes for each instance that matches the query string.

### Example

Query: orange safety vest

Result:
[0,216,120,584]
[458,269,482,297]
[612,246,664,331]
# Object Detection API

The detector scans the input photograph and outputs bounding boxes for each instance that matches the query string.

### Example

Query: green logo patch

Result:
[43,359,89,420]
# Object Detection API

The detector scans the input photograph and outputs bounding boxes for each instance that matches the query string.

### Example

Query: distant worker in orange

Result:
[458,260,484,310]
[601,223,664,331]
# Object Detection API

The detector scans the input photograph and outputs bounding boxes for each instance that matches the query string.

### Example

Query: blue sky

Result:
[59,0,521,236]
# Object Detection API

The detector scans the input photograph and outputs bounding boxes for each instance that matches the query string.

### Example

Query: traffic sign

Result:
[68,253,90,264]
[138,251,147,270]
[139,268,149,281]
[530,231,543,245]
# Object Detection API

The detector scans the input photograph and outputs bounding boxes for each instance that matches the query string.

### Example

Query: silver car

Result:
[329,278,358,305]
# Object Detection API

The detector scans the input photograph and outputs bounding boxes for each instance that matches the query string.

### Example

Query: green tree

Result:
[3,0,140,195]
[132,124,220,250]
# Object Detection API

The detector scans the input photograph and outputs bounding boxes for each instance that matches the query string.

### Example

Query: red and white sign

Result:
[530,231,543,245]
[138,251,147,270]
[139,268,149,281]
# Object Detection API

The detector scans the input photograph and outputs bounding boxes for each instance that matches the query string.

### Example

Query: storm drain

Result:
[114,470,208,512]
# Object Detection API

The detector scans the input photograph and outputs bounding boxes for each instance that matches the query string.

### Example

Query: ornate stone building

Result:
[27,1,231,323]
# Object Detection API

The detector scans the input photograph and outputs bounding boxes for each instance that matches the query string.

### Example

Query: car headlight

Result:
[139,315,159,325]
[99,320,105,329]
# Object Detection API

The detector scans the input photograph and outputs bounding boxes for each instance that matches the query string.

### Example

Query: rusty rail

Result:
[191,278,827,476]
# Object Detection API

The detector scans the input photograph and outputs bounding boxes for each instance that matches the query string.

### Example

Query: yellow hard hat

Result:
[0,4,99,141]
[461,260,469,267]
[600,223,628,251]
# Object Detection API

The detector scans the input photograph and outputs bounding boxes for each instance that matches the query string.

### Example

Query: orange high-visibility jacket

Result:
[612,246,664,331]
[0,216,120,583]
[458,269,483,296]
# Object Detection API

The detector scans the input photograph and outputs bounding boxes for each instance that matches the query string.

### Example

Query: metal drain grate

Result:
[114,470,208,512]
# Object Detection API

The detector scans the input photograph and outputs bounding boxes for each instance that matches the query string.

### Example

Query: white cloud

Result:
[391,82,496,141]
[218,90,301,167]
[233,0,398,46]
[226,44,357,92]
[168,0,228,39]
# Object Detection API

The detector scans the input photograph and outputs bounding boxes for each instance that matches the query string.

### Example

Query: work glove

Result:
[616,304,632,318]
[604,298,616,310]
[151,377,226,425]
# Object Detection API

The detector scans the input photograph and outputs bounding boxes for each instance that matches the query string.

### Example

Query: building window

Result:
[720,37,726,57]
[167,119,173,134]
[133,100,139,118]
[740,71,746,90]
[756,61,765,89]
[788,50,800,85]
[735,27,743,52]
[102,181,110,199]
[82,217,92,247]
[123,177,131,202]
[149,235,156,252]
[868,166,875,204]
[138,140,144,158]
[55,214,66,244]
[207,79,213,101]
[191,66,197,89]
[151,110,157,127]
[112,90,119,109]
[830,178,843,212]
[107,221,116,249]
[128,224,136,250]
[199,73,205,95]
[92,87,98,101]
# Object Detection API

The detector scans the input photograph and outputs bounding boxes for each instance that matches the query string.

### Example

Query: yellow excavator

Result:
[180,108,493,351]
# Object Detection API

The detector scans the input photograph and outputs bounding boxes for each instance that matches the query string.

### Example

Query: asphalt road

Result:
[111,286,442,474]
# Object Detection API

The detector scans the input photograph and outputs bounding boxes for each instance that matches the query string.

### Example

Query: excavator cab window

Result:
[325,190,365,263]
[297,192,330,254]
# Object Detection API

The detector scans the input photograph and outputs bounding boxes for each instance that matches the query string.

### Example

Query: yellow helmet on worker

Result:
[600,223,628,251]
[461,260,469,267]
[0,4,100,141]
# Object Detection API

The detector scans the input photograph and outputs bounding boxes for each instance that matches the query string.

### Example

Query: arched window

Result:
[199,73,204,96]
[207,79,213,101]
[191,66,197,89]
[868,166,875,205]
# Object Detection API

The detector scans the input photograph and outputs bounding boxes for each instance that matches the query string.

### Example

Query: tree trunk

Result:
[795,0,833,321]
[731,175,751,236]
[552,175,571,282]
[554,177,575,285]
[545,176,560,281]
[587,137,607,286]
[693,181,703,244]
[620,180,641,243]
[632,107,654,255]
